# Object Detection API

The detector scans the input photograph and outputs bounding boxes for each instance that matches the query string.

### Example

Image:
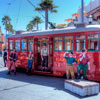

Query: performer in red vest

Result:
[77,49,90,79]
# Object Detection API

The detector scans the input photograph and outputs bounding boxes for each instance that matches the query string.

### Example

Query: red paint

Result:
[8,30,100,81]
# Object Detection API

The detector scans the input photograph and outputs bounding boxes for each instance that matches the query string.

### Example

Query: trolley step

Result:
[33,70,53,75]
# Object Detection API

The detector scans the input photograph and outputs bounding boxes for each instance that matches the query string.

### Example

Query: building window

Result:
[87,34,99,51]
[54,37,63,51]
[9,40,14,51]
[64,36,73,51]
[75,35,85,51]
[28,39,33,51]
[21,39,27,51]
[15,40,20,51]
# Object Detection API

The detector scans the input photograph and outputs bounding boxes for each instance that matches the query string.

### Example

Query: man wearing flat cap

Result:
[41,43,48,71]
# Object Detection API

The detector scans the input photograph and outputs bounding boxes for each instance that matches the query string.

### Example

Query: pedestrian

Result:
[3,49,8,67]
[64,51,77,79]
[26,51,33,75]
[7,49,17,75]
[41,43,48,71]
[77,49,90,79]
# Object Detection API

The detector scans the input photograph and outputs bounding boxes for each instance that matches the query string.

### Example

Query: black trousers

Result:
[42,56,48,67]
[3,57,7,67]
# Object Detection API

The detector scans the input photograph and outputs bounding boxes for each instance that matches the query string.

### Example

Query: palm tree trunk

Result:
[37,22,39,30]
[5,29,7,49]
[45,9,48,30]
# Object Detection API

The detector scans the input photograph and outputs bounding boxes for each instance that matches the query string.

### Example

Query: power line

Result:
[26,0,56,29]
[26,0,45,19]
[6,0,16,15]
[15,0,23,30]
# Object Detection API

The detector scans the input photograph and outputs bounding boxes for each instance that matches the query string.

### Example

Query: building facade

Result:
[0,26,5,53]
[78,0,100,24]
[67,0,100,27]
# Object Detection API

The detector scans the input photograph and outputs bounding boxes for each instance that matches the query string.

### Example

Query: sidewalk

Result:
[0,57,8,71]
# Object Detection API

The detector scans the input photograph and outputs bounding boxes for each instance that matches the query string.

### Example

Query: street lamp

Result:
[72,13,79,26]
[88,15,93,24]
[74,18,78,26]
[81,0,84,23]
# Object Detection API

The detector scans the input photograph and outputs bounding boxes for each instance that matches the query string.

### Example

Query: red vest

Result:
[79,54,89,64]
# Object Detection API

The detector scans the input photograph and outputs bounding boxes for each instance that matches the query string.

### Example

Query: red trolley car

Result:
[8,25,100,81]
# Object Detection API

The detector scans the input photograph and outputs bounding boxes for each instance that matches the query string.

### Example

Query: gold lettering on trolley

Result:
[56,58,66,62]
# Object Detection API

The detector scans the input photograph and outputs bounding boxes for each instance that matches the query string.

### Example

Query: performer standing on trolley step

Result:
[64,51,77,79]
[41,43,48,71]
[27,51,33,75]
[3,49,8,67]
[77,49,90,79]
[7,49,17,75]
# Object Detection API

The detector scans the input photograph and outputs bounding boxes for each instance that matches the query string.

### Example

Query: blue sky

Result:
[0,0,90,34]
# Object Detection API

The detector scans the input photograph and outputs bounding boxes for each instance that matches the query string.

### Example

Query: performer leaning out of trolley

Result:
[27,51,33,75]
[77,49,90,79]
[64,51,77,79]
[7,49,17,75]
[41,43,48,71]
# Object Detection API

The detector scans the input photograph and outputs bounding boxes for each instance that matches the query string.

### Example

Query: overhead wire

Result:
[6,0,16,15]
[15,0,23,29]
[26,0,45,19]
[26,0,55,29]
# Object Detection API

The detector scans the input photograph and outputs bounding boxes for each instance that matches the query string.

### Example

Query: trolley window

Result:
[9,40,14,51]
[54,37,63,51]
[28,39,33,51]
[15,40,20,51]
[87,34,99,51]
[75,35,85,51]
[21,39,27,51]
[64,36,73,51]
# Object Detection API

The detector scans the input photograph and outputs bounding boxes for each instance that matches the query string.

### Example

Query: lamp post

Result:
[81,0,84,23]
[74,18,78,26]
[72,13,79,26]
[88,15,93,24]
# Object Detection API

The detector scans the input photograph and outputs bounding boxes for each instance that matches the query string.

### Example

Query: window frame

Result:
[9,40,14,51]
[15,39,20,51]
[54,36,63,52]
[64,36,73,52]
[28,38,34,51]
[87,34,99,52]
[21,39,27,51]
[75,35,86,52]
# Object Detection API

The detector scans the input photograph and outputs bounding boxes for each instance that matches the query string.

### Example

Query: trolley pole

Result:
[81,0,84,23]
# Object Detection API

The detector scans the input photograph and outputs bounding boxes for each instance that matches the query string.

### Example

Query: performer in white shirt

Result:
[41,43,48,71]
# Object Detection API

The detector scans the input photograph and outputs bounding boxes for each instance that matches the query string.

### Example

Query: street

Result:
[0,57,100,100]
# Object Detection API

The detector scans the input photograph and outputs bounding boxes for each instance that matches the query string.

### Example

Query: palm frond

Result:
[35,8,43,11]
[51,9,57,13]
[52,5,58,9]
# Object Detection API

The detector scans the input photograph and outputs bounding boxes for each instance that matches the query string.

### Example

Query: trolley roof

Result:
[9,25,100,38]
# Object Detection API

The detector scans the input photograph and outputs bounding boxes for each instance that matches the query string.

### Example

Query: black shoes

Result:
[14,72,16,75]
[7,71,16,75]
[77,75,80,79]
[4,64,6,67]
[7,71,11,75]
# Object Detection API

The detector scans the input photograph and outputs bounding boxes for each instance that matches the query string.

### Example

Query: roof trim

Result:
[9,25,100,38]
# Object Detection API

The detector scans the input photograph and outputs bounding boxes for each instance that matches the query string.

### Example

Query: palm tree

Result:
[33,16,43,30]
[6,24,14,34]
[2,16,11,34]
[10,28,15,34]
[26,23,33,31]
[35,0,58,30]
